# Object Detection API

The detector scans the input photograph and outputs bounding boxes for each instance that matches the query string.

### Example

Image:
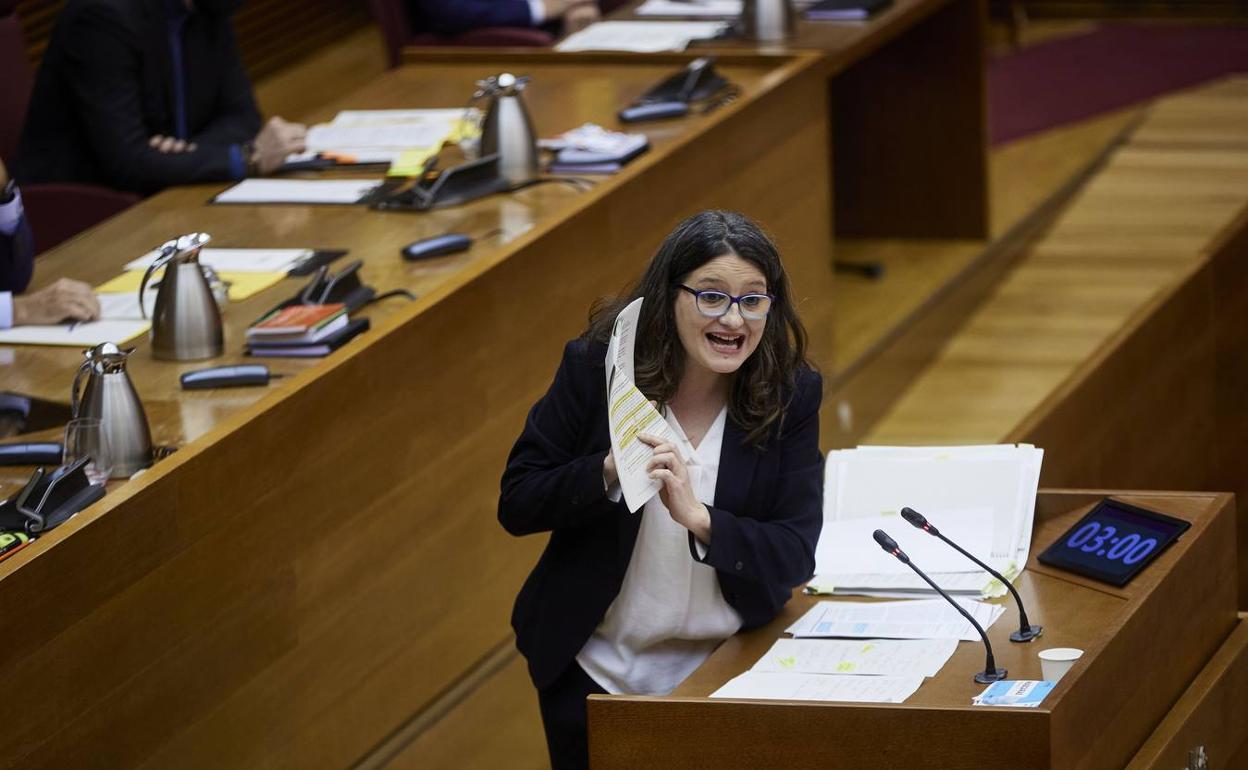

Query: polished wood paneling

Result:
[589,491,1239,769]
[0,52,831,769]
[1126,615,1248,770]
[611,0,992,239]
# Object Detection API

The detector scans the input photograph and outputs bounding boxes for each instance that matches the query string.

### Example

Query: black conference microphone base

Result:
[1010,625,1044,643]
[974,668,1009,685]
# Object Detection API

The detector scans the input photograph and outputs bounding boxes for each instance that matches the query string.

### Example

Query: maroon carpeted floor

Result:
[988,24,1248,146]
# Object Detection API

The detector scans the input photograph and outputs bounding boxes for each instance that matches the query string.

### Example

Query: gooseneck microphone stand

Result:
[873,529,1007,684]
[900,506,1043,643]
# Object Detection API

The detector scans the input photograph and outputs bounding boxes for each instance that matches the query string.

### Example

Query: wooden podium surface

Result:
[589,490,1241,769]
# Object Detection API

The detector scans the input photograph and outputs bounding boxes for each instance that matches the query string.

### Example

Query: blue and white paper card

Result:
[972,680,1056,707]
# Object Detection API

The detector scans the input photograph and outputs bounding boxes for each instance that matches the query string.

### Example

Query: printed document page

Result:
[636,0,742,16]
[751,638,958,678]
[124,248,312,274]
[213,179,379,205]
[556,21,729,52]
[711,671,924,703]
[0,319,150,347]
[815,507,996,575]
[785,598,1005,642]
[605,298,684,512]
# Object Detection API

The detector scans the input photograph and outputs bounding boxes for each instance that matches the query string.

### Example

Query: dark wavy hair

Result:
[585,210,812,447]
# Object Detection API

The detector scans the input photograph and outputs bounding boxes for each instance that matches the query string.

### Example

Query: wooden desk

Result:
[608,0,991,238]
[589,490,1241,769]
[0,52,833,768]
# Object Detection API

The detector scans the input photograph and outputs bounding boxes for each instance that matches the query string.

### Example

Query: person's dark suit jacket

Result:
[407,0,537,36]
[0,218,34,294]
[499,338,824,690]
[16,0,261,195]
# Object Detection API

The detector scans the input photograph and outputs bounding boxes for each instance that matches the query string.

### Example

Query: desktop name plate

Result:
[1037,498,1191,587]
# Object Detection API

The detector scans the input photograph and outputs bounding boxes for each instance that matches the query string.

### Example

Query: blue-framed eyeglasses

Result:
[678,285,775,320]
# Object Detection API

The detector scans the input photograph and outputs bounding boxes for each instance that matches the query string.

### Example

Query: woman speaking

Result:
[498,210,823,769]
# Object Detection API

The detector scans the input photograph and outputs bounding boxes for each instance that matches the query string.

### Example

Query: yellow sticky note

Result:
[97,270,286,302]
[387,147,437,178]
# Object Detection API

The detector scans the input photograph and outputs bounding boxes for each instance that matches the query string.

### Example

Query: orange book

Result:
[248,303,346,337]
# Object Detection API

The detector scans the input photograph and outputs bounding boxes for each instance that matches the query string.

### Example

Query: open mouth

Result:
[706,332,744,353]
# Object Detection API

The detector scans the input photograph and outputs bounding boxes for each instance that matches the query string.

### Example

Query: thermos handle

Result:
[138,246,177,319]
[71,359,92,418]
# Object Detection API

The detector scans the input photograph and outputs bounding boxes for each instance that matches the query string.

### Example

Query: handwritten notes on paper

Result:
[786,598,1005,642]
[711,672,924,703]
[605,298,684,512]
[751,638,958,678]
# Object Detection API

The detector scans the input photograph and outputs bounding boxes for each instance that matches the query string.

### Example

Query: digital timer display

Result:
[1037,499,1191,587]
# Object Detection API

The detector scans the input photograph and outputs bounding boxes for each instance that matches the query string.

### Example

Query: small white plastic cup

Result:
[1039,647,1084,682]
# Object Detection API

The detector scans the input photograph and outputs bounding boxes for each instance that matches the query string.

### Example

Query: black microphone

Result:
[873,529,1007,684]
[900,506,1043,643]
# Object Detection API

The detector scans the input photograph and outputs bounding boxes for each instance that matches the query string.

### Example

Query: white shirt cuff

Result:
[0,188,23,236]
[605,479,622,503]
[0,292,13,329]
[527,0,545,25]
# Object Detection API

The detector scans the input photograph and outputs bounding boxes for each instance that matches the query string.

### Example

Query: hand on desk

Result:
[252,116,308,175]
[12,278,100,326]
[562,2,601,34]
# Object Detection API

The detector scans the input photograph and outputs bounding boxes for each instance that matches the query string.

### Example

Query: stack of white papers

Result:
[751,637,958,678]
[786,598,1005,643]
[213,179,381,205]
[636,0,742,16]
[711,671,924,702]
[289,109,469,165]
[123,248,313,274]
[812,444,1043,599]
[0,319,150,347]
[556,21,730,52]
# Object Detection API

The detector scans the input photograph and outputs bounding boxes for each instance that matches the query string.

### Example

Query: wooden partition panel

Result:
[1010,206,1248,606]
[0,52,831,768]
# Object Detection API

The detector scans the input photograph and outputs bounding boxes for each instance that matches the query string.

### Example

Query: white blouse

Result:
[576,406,743,695]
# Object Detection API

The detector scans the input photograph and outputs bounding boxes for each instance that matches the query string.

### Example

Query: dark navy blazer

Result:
[407,0,536,36]
[0,216,34,294]
[499,338,824,690]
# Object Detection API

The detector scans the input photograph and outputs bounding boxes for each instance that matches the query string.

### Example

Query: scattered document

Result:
[711,671,924,703]
[213,179,380,205]
[98,291,155,320]
[786,598,1005,642]
[96,269,286,302]
[751,638,957,678]
[973,680,1056,708]
[806,570,1010,599]
[556,21,730,52]
[0,319,150,348]
[306,109,466,151]
[636,0,742,16]
[605,298,685,512]
[817,507,996,575]
[123,248,312,274]
[811,444,1043,599]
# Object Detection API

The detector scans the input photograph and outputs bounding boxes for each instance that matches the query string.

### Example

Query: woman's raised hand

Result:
[638,433,711,543]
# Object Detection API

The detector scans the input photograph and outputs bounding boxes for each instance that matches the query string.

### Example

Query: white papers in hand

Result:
[0,319,150,347]
[556,21,730,52]
[786,598,1005,642]
[605,298,685,512]
[213,179,379,205]
[751,638,958,678]
[711,671,924,703]
[636,0,742,16]
[123,248,312,274]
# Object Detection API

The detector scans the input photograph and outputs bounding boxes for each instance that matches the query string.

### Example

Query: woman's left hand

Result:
[638,433,712,543]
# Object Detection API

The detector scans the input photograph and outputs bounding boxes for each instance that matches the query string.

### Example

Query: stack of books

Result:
[245,303,369,358]
[542,124,649,174]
